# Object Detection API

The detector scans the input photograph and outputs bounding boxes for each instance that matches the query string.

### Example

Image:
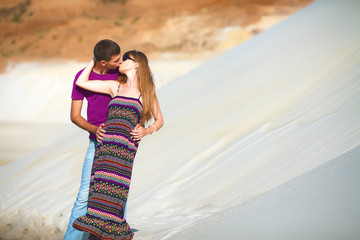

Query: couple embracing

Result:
[64,39,164,240]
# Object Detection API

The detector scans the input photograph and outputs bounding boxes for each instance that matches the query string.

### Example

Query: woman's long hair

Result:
[119,50,156,124]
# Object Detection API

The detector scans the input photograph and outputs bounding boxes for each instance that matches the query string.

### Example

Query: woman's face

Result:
[119,55,137,73]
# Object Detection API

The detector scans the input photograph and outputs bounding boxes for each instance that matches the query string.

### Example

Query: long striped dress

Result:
[73,95,142,240]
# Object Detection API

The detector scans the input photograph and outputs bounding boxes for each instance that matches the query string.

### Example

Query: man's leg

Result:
[63,140,96,240]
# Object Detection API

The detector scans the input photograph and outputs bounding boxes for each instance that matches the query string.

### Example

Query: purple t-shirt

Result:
[71,68,119,140]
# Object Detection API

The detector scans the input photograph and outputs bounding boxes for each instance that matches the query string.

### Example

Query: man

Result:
[64,39,122,240]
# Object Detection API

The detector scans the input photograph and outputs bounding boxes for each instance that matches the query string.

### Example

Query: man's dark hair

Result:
[93,39,121,62]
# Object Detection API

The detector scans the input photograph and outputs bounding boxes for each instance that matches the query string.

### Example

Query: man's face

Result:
[105,54,122,69]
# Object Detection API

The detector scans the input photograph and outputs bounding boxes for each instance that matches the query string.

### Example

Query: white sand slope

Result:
[170,146,360,240]
[0,0,360,239]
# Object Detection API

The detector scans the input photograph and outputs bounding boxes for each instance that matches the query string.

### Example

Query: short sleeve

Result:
[71,69,85,100]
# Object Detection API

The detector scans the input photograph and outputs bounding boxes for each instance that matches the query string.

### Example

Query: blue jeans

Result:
[64,140,96,240]
[63,140,127,240]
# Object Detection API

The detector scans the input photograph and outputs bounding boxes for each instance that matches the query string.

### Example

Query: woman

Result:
[72,50,164,240]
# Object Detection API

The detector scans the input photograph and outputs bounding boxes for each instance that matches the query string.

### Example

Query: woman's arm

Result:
[76,59,118,97]
[149,95,164,133]
[131,94,164,141]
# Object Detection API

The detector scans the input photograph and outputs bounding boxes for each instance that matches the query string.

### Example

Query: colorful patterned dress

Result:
[73,95,142,240]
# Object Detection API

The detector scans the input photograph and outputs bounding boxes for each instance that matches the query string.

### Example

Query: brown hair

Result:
[93,39,121,61]
[119,50,156,124]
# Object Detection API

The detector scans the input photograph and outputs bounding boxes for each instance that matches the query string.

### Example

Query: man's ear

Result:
[100,60,106,66]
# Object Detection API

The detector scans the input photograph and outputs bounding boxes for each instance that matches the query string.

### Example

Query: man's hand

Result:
[96,123,106,143]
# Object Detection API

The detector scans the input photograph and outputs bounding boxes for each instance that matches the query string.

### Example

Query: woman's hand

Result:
[76,58,117,96]
[130,124,149,142]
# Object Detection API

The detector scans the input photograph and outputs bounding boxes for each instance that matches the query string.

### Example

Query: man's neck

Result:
[92,63,109,75]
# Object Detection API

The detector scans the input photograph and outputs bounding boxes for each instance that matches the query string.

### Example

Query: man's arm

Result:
[70,99,97,134]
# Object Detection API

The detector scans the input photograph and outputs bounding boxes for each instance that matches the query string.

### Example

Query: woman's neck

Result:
[125,70,138,88]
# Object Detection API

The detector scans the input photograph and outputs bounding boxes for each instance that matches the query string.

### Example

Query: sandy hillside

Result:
[0,0,359,239]
[0,0,312,71]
